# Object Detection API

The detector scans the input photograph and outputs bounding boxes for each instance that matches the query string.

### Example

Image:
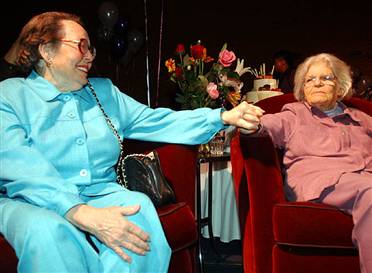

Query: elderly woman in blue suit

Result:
[0,12,263,273]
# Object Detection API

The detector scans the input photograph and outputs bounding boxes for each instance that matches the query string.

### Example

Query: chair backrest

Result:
[124,139,199,212]
[232,126,286,273]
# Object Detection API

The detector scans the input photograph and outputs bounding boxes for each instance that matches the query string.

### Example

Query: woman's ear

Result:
[336,86,344,99]
[38,43,54,65]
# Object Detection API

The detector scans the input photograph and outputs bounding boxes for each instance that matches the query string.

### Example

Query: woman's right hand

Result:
[65,204,150,263]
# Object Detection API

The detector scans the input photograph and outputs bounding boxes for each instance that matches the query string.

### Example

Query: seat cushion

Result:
[273,244,360,273]
[273,202,355,248]
[157,202,197,252]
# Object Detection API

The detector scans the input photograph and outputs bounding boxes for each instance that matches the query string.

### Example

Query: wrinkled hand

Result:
[66,204,150,263]
[221,101,264,134]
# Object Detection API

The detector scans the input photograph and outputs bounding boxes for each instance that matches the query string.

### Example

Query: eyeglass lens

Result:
[305,75,336,86]
[79,39,96,57]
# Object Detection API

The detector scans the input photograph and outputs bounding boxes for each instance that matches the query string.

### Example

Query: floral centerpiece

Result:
[165,40,250,110]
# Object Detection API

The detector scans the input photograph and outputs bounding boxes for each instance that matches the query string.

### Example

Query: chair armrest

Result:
[124,139,198,213]
[0,235,17,270]
[238,132,286,204]
[231,132,286,243]
[344,97,372,115]
[231,132,287,273]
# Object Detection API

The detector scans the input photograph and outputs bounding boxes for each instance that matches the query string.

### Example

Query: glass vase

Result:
[198,143,211,155]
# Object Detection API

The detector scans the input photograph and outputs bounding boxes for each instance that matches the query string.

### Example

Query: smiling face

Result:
[303,62,342,111]
[41,20,94,92]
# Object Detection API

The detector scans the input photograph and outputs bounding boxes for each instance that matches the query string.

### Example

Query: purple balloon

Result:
[97,25,112,42]
[114,17,129,37]
[127,29,144,53]
[110,36,128,59]
[98,1,119,30]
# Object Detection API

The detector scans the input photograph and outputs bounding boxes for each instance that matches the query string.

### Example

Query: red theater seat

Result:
[1,141,199,273]
[230,93,371,273]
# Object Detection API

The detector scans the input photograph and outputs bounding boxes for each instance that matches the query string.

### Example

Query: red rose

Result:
[175,44,185,54]
[190,44,205,59]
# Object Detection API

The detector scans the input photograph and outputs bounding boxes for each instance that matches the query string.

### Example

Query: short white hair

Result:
[293,53,353,101]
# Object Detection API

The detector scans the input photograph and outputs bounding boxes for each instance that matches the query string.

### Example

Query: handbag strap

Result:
[86,81,127,187]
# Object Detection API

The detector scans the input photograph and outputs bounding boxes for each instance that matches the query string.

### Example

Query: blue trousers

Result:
[0,190,171,273]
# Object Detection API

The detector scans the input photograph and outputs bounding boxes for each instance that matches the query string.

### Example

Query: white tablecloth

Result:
[199,161,241,242]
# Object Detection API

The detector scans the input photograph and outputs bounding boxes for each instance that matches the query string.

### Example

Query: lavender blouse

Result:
[260,101,372,201]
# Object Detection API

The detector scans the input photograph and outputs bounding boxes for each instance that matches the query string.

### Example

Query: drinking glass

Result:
[210,135,224,156]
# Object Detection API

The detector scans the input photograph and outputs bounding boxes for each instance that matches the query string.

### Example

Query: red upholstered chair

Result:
[231,93,371,273]
[0,141,198,273]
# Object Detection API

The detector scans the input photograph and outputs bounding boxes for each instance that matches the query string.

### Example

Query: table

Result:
[196,152,241,272]
[199,159,241,242]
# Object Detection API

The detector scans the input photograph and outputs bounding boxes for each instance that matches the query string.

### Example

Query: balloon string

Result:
[155,0,164,107]
[116,64,119,84]
[144,0,151,107]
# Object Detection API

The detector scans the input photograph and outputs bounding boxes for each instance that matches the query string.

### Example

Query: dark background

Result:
[1,0,371,108]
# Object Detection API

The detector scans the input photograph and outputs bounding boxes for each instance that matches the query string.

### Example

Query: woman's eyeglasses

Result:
[60,38,96,58]
[304,75,336,86]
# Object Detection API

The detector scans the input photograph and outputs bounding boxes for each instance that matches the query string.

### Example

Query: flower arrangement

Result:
[165,40,250,110]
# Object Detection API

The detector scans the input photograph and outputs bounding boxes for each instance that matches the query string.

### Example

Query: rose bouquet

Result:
[165,40,250,110]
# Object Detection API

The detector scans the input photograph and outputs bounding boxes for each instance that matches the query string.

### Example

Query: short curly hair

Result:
[17,11,83,71]
[293,53,353,102]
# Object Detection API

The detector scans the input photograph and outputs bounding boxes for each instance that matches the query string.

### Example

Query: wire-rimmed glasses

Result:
[304,75,336,87]
[60,38,96,58]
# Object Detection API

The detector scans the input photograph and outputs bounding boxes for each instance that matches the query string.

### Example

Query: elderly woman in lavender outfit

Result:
[243,53,372,273]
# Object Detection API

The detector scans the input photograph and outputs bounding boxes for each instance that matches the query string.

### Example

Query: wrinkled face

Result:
[42,20,95,92]
[303,62,341,111]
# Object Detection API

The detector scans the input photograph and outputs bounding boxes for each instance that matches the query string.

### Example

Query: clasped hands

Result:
[221,101,264,133]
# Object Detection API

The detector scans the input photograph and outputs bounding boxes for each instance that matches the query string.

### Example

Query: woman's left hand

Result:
[66,204,150,263]
[221,101,264,133]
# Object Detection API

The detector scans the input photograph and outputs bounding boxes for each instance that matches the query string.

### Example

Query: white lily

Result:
[235,58,251,76]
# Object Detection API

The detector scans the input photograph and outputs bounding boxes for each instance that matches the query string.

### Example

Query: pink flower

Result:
[218,49,236,67]
[206,82,219,99]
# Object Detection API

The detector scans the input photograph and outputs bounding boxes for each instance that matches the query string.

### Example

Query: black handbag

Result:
[120,151,176,207]
[87,82,176,207]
